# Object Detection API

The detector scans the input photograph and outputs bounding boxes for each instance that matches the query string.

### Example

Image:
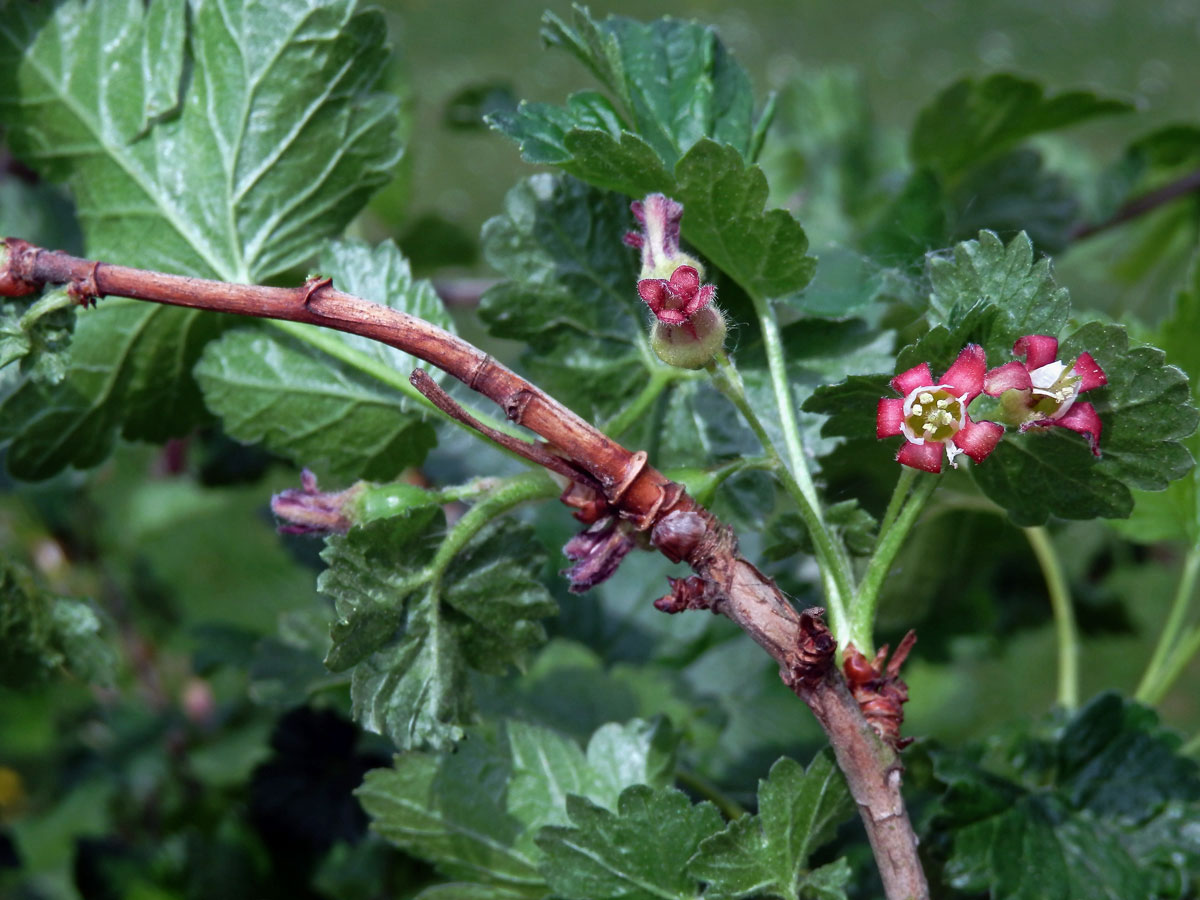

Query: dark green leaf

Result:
[0,559,115,688]
[948,149,1079,254]
[479,174,650,420]
[358,718,678,895]
[1114,252,1200,542]
[930,693,1200,900]
[537,786,723,900]
[358,737,544,893]
[910,73,1131,180]
[319,510,556,750]
[194,329,435,481]
[0,301,224,479]
[926,231,1069,348]
[0,0,402,476]
[688,751,855,900]
[860,169,948,268]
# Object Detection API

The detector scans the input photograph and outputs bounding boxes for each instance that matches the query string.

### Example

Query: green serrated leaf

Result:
[931,693,1200,900]
[358,717,679,896]
[0,559,115,688]
[319,510,556,750]
[195,329,435,481]
[926,231,1069,346]
[688,751,855,900]
[538,7,763,166]
[537,786,723,900]
[480,174,651,420]
[0,0,400,280]
[0,288,76,385]
[1114,252,1200,542]
[358,738,545,893]
[0,0,402,476]
[910,73,1131,180]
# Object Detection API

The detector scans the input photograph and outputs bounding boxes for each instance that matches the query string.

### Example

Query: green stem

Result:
[851,473,938,655]
[877,466,919,544]
[1141,624,1200,707]
[675,769,748,820]
[1024,526,1079,710]
[1136,543,1200,704]
[269,318,525,441]
[747,292,820,509]
[428,471,560,582]
[708,352,853,636]
[603,367,680,438]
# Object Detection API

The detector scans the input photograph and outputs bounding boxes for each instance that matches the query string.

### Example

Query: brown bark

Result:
[1,238,929,900]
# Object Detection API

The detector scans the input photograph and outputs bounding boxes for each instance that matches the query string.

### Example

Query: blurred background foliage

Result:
[2,0,1200,898]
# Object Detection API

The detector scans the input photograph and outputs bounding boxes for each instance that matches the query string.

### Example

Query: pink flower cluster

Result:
[876,336,1108,473]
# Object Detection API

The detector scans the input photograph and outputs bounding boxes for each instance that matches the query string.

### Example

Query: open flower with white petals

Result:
[877,344,1004,473]
[983,334,1107,456]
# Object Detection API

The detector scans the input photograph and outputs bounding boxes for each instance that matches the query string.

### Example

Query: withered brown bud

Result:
[560,481,611,524]
[562,517,636,593]
[653,575,714,614]
[842,631,917,750]
[650,510,706,563]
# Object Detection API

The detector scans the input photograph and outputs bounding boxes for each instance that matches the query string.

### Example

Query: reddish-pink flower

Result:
[876,344,1004,473]
[637,265,716,327]
[982,334,1107,456]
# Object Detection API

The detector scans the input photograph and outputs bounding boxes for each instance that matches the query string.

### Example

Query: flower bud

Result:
[650,307,727,370]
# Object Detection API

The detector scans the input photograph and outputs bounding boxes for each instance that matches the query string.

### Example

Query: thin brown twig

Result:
[0,238,929,900]
[1070,166,1200,242]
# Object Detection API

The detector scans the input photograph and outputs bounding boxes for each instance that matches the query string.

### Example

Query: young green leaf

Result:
[687,751,855,900]
[538,6,766,166]
[926,231,1069,347]
[319,510,556,750]
[0,0,402,476]
[536,786,724,900]
[910,73,1131,181]
[491,9,815,302]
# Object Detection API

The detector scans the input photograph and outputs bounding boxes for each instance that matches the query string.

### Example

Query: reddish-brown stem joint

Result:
[843,630,917,750]
[783,608,837,692]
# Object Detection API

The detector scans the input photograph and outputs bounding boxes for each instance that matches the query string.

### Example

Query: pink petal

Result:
[1052,401,1103,456]
[892,362,933,396]
[897,440,943,473]
[953,418,1004,463]
[686,283,716,317]
[1071,352,1107,393]
[877,398,905,438]
[938,344,987,398]
[1014,334,1059,370]
[668,265,700,296]
[638,278,669,309]
[983,361,1033,396]
[638,279,688,324]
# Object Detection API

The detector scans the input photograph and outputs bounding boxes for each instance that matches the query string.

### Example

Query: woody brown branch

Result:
[0,238,929,900]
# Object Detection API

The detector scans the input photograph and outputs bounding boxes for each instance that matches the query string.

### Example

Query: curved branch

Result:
[0,238,929,900]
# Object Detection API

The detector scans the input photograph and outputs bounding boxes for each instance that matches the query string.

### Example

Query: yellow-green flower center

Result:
[902,387,964,443]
